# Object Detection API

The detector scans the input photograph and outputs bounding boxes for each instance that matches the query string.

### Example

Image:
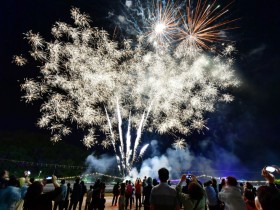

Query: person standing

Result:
[254,166,280,210]
[204,180,219,210]
[23,175,61,210]
[85,185,93,210]
[59,179,67,210]
[53,179,67,210]
[112,181,120,206]
[69,177,82,210]
[89,179,101,210]
[98,194,106,210]
[150,167,180,210]
[118,183,126,210]
[78,181,87,210]
[135,178,142,209]
[125,180,133,210]
[64,183,72,210]
[143,177,153,210]
[243,190,257,210]
[0,170,9,189]
[0,175,21,210]
[141,176,147,204]
[218,176,246,210]
[176,174,206,210]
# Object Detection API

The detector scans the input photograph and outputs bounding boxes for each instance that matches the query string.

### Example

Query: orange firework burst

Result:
[178,0,238,51]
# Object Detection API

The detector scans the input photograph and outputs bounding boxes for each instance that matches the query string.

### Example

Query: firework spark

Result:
[15,2,239,176]
[172,138,187,150]
[111,0,186,47]
[146,0,179,47]
[112,0,237,53]
[13,55,27,66]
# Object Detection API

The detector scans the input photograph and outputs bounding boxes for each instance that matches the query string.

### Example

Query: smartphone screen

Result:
[266,166,276,173]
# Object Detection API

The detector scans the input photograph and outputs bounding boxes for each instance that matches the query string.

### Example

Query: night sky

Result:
[0,0,280,179]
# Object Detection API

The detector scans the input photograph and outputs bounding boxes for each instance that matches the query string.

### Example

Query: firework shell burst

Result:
[111,0,238,52]
[15,2,239,176]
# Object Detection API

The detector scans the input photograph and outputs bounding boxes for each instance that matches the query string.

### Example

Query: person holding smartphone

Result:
[23,175,61,210]
[176,174,206,210]
[255,166,280,210]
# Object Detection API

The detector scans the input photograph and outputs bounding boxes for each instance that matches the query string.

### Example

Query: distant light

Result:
[118,15,125,23]
[24,170,31,176]
[155,23,166,34]
[126,0,132,8]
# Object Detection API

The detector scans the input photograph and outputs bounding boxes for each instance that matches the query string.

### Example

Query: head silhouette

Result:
[158,167,169,182]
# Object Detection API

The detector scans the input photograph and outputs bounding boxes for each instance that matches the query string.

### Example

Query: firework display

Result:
[15,1,238,176]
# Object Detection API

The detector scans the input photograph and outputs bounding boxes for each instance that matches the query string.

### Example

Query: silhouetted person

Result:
[118,183,126,210]
[125,180,133,210]
[112,181,120,206]
[23,176,61,210]
[64,183,72,210]
[218,176,246,210]
[85,185,93,210]
[89,179,101,210]
[69,177,81,210]
[150,167,180,210]
[78,180,87,210]
[0,170,9,189]
[255,166,280,210]
[143,177,153,210]
[176,174,206,210]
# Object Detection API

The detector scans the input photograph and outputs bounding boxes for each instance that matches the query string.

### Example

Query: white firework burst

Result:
[172,138,187,150]
[16,4,239,176]
[13,55,27,66]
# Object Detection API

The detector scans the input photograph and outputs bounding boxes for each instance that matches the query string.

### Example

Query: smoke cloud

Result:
[85,153,116,174]
[84,137,248,181]
[129,138,246,180]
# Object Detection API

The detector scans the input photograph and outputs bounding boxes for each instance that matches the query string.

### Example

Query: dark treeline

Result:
[0,131,89,178]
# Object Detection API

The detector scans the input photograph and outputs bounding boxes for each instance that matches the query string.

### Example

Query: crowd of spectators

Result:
[0,165,280,210]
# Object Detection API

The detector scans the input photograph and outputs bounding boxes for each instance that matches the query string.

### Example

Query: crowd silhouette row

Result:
[0,166,280,210]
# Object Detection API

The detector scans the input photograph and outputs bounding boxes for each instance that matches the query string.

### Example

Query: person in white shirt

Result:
[218,176,246,210]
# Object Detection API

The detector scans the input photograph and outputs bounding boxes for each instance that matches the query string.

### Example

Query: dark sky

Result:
[0,0,280,179]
